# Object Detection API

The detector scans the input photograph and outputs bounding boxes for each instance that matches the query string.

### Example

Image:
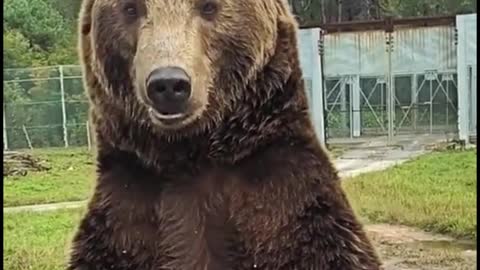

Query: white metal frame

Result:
[457,14,477,142]
[298,28,326,146]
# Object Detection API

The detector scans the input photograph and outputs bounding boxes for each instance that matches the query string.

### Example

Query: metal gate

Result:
[359,77,388,136]
[324,75,390,138]
[324,76,352,138]
[395,71,458,134]
[319,16,464,143]
[325,72,459,138]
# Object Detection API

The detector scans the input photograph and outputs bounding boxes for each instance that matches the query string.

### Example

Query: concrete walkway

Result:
[334,133,451,178]
[4,134,442,214]
[4,200,87,213]
[336,141,425,178]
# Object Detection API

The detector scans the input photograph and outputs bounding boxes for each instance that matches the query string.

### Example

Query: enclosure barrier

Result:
[3,15,477,150]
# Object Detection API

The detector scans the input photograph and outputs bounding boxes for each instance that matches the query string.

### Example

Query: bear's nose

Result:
[146,67,191,115]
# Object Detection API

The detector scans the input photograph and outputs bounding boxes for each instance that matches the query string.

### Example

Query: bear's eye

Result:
[199,1,218,19]
[123,3,138,18]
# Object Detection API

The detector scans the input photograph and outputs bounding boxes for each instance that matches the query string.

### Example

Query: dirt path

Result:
[3,200,86,213]
[365,224,477,270]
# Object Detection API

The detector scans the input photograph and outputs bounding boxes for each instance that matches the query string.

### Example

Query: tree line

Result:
[4,0,477,69]
[289,0,476,24]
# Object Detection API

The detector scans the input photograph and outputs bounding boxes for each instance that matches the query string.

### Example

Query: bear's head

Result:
[80,0,310,162]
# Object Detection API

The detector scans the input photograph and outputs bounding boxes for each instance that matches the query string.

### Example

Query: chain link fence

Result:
[3,65,91,150]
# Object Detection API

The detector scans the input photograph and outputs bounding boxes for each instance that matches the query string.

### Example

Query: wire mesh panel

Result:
[359,77,387,136]
[395,72,458,134]
[63,65,89,147]
[3,65,89,150]
[324,77,352,138]
[393,75,415,132]
[4,67,64,149]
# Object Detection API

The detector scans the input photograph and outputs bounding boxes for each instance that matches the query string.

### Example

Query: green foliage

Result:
[3,0,478,68]
[380,0,477,17]
[4,0,71,50]
[289,0,477,24]
[49,0,83,22]
[3,30,45,68]
[3,0,80,68]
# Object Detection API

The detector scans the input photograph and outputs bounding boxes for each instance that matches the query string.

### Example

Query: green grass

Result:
[4,148,96,207]
[343,149,477,240]
[4,208,85,270]
[3,148,476,269]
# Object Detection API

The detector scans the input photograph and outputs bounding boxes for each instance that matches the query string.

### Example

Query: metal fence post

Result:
[86,120,91,151]
[3,104,8,150]
[59,65,69,147]
[429,77,433,134]
[411,73,417,131]
[386,31,394,144]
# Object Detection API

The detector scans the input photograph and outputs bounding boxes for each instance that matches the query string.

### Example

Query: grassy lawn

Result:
[3,148,476,269]
[4,208,85,270]
[343,149,477,240]
[4,148,96,207]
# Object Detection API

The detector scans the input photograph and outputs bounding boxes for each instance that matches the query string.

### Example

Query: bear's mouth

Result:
[148,107,190,126]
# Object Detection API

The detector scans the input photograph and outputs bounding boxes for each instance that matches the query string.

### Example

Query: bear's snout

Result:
[146,66,192,119]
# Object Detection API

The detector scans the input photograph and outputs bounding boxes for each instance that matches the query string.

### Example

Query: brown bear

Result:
[69,0,382,269]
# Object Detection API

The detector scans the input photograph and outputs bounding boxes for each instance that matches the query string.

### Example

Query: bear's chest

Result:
[106,172,237,269]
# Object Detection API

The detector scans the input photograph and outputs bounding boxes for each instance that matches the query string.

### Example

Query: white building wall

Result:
[298,28,326,145]
[456,14,477,142]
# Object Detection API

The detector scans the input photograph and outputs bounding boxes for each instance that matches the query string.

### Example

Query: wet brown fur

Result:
[69,0,382,269]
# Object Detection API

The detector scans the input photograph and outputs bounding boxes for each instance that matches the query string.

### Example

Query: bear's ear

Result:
[79,0,95,35]
[274,0,299,41]
[266,0,298,83]
[274,0,299,31]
